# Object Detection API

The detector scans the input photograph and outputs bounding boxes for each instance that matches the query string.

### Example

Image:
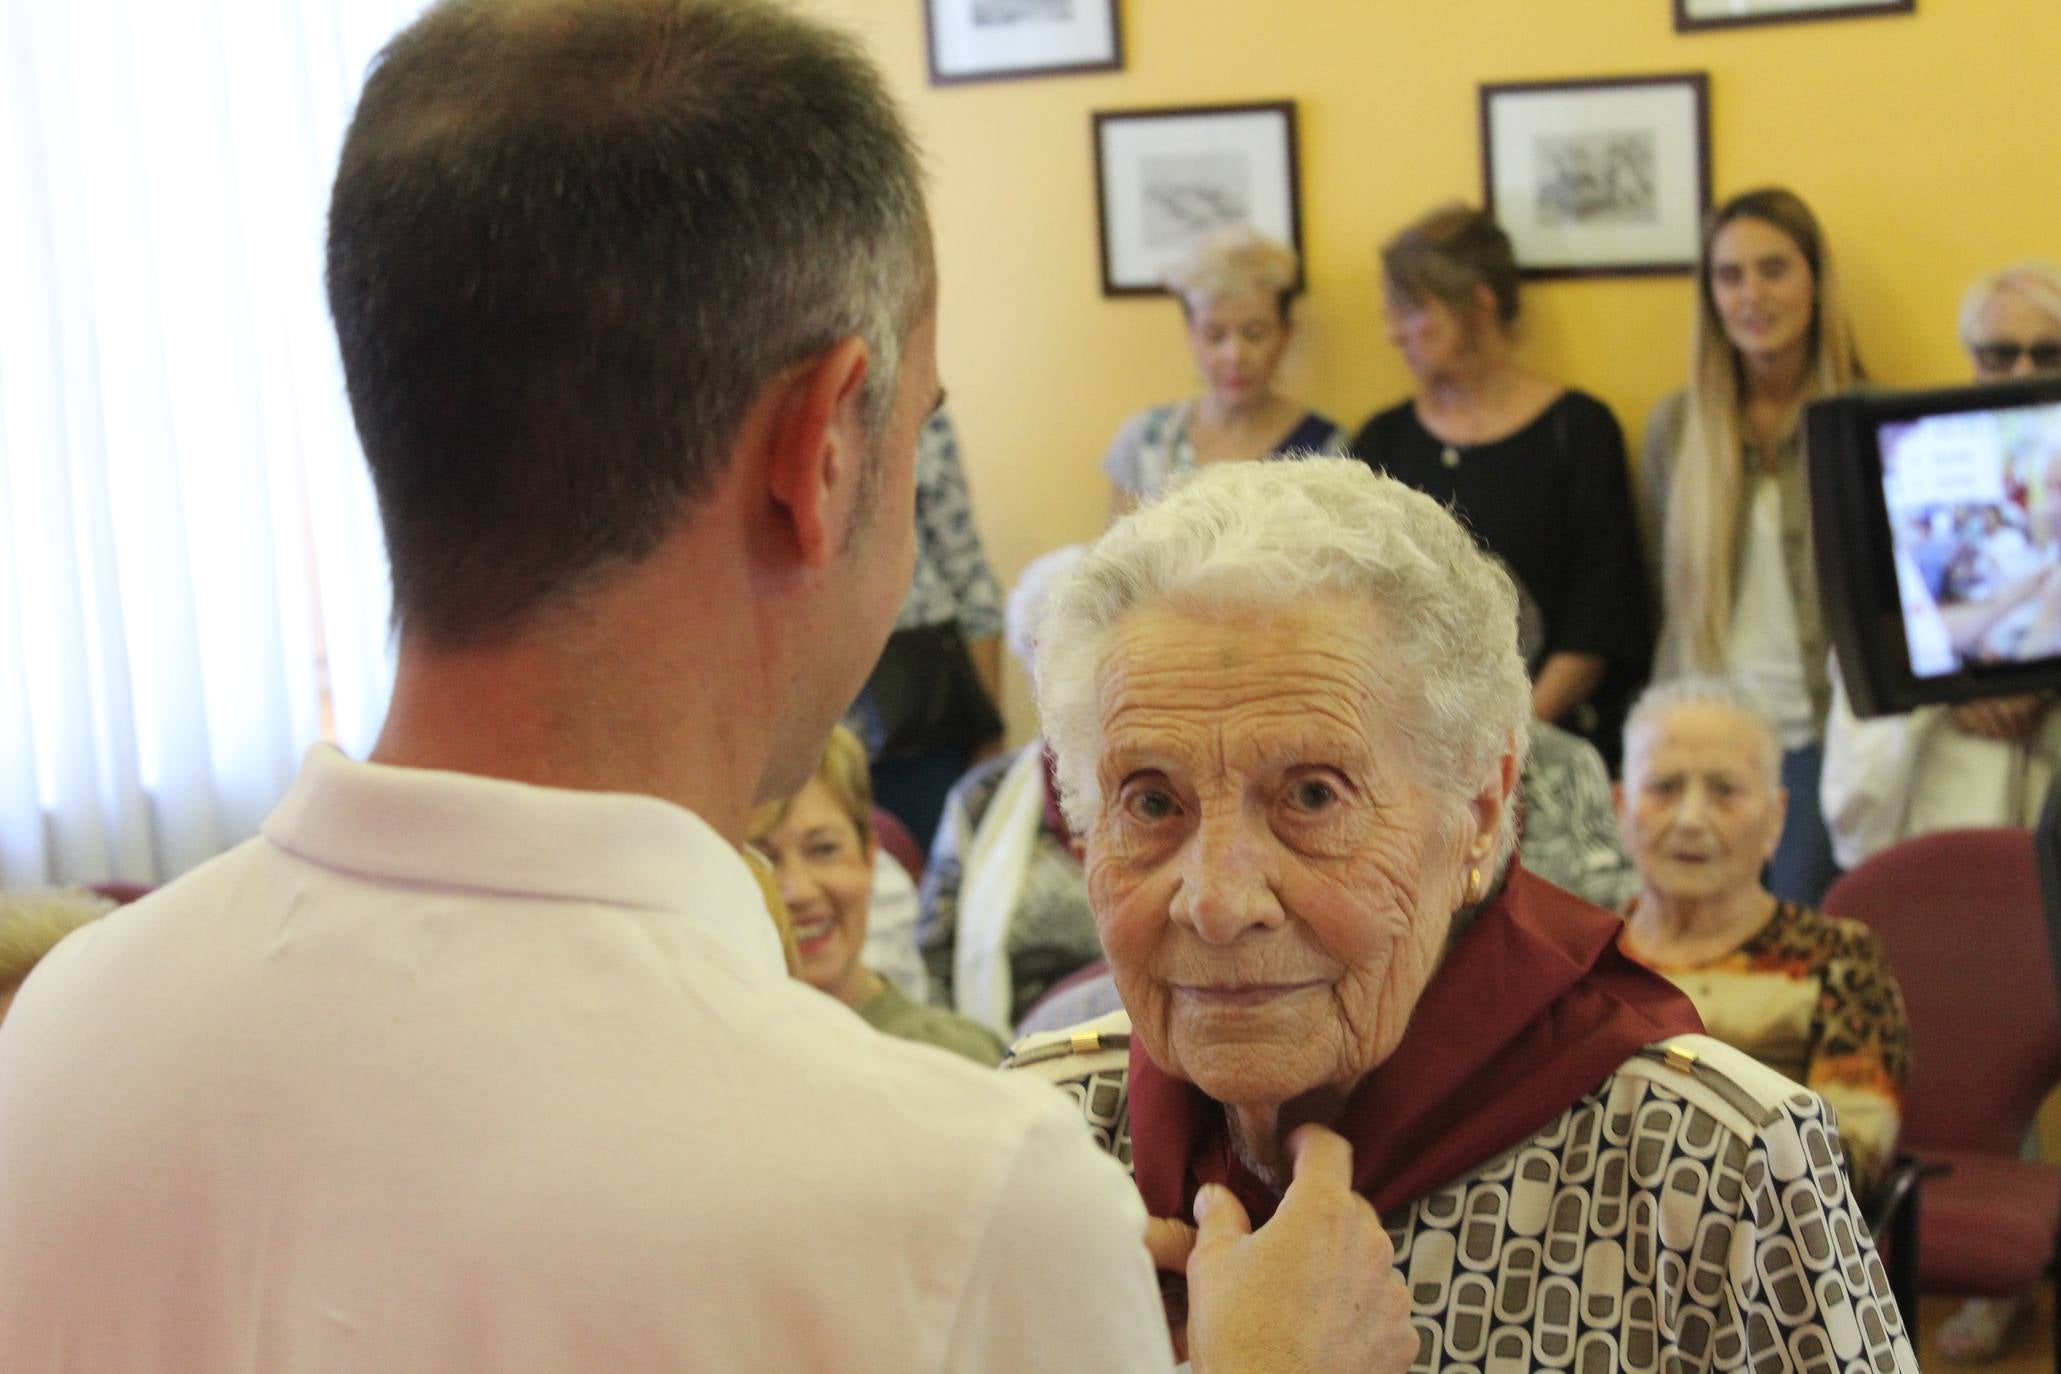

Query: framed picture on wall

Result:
[923,0,1123,86]
[1479,73,1710,279]
[1091,101,1302,297]
[1675,0,1913,33]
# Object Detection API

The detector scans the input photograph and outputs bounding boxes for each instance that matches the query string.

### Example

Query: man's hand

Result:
[1183,1125,1416,1374]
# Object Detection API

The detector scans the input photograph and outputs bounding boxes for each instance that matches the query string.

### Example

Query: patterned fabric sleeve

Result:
[1801,915,1911,1198]
[1518,722,1641,910]
[1725,1088,1918,1374]
[896,410,1004,639]
[1383,1049,1917,1374]
[1101,404,1184,499]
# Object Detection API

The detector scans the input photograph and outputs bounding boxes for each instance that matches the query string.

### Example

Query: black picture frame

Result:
[923,0,1123,87]
[1674,0,1913,33]
[1479,73,1712,280]
[1091,100,1303,299]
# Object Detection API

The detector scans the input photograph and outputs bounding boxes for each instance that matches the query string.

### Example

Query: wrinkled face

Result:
[1184,290,1291,411]
[1708,216,1817,370]
[1967,291,2061,381]
[1087,599,1476,1109]
[756,779,876,998]
[1618,704,1785,909]
[1382,285,1474,385]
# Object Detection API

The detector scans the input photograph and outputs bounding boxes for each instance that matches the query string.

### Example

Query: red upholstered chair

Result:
[871,807,926,885]
[1822,826,2061,1362]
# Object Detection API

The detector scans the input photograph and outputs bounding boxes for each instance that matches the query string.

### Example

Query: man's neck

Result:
[371,537,788,847]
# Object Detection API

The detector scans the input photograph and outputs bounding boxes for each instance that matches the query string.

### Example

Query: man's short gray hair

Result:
[1035,457,1533,867]
[329,0,933,644]
[1622,676,1782,791]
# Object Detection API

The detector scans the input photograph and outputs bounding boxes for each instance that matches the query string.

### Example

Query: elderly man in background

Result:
[0,2,1405,1370]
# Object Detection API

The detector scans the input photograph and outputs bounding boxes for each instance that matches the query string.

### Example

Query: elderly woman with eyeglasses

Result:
[1822,258,2061,1363]
[1006,458,1917,1371]
[1824,261,2061,859]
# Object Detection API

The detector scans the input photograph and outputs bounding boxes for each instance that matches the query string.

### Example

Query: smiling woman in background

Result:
[1102,224,1342,519]
[1642,187,1866,906]
[751,727,1005,1067]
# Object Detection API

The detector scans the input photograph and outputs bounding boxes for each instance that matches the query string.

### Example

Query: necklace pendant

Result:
[1440,445,1461,469]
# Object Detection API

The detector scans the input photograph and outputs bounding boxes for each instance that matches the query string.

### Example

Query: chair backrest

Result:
[871,807,926,884]
[1822,826,2061,1156]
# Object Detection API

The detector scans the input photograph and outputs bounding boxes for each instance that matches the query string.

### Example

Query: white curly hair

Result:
[1033,456,1533,870]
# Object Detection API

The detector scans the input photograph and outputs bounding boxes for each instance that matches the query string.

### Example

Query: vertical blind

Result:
[0,0,428,885]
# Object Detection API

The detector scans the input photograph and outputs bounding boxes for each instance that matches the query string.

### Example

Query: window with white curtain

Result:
[1,0,431,886]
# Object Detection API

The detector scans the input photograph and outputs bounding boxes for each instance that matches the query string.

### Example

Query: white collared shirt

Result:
[0,747,1168,1372]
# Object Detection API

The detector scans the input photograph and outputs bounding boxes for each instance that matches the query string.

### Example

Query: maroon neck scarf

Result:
[1128,866,1703,1225]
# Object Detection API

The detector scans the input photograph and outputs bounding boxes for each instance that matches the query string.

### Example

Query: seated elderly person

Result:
[1616,678,1912,1201]
[751,727,1005,1067]
[1008,459,1917,1372]
[923,545,1096,1035]
[0,887,115,1025]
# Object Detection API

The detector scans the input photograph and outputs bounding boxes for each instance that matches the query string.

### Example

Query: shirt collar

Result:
[261,746,786,974]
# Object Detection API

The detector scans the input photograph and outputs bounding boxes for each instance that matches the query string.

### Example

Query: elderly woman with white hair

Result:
[1617,678,1910,1204]
[1102,224,1342,518]
[1008,459,1918,1372]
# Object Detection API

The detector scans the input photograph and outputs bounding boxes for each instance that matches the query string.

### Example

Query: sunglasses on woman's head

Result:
[1971,340,2061,373]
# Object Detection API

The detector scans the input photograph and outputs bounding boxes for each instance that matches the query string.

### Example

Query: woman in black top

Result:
[1352,204,1650,768]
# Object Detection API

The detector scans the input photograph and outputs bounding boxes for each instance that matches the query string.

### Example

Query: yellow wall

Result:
[810,0,2061,739]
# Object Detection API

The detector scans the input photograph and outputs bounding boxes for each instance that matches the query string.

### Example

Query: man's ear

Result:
[762,336,871,567]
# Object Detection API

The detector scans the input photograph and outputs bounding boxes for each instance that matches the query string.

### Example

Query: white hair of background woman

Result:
[1004,544,1087,682]
[1035,456,1533,870]
[1957,259,2061,345]
[1622,675,1782,792]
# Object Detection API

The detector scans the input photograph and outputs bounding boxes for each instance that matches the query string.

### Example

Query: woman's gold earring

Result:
[1466,867,1483,905]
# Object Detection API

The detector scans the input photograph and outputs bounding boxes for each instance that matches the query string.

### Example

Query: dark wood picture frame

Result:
[1674,0,1913,33]
[923,0,1123,87]
[1091,100,1303,299]
[1479,72,1711,280]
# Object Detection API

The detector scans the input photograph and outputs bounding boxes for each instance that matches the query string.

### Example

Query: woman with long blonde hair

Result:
[1640,187,1864,905]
